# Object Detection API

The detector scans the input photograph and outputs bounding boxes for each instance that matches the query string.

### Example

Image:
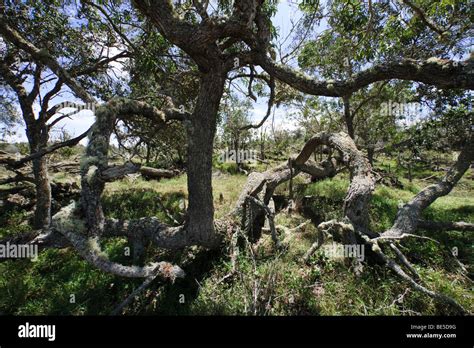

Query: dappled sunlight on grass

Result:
[1,165,472,315]
[103,173,248,219]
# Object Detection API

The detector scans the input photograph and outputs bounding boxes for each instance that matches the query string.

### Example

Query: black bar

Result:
[0,316,472,346]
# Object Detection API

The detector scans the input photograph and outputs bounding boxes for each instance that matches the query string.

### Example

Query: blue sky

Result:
[4,1,473,144]
[243,0,305,135]
[5,1,305,144]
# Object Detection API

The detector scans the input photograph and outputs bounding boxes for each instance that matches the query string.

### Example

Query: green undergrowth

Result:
[0,165,472,315]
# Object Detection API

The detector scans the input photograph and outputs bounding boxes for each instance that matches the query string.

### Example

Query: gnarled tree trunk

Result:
[185,69,226,248]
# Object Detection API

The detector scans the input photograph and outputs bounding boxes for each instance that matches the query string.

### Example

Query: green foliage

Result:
[213,161,240,175]
[0,0,473,317]
[102,188,185,224]
[0,164,472,315]
[0,94,21,140]
[406,98,474,152]
[0,247,141,315]
[0,206,31,238]
[302,176,349,201]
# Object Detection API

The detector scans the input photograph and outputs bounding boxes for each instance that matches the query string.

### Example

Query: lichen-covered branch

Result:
[104,218,189,250]
[253,52,474,97]
[382,135,474,238]
[100,163,180,182]
[294,132,376,234]
[232,156,337,241]
[52,203,185,280]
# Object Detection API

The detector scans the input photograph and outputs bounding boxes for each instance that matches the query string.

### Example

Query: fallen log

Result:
[49,160,80,174]
[0,184,34,198]
[139,166,180,180]
[100,163,180,181]
[417,219,474,232]
[0,180,80,209]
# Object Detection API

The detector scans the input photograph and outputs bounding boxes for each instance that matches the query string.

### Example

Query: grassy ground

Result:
[0,160,472,315]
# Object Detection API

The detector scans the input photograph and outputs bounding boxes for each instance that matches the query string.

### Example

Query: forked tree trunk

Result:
[185,69,226,248]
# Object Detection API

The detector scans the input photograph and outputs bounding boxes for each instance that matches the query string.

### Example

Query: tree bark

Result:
[342,95,355,139]
[31,155,52,229]
[145,143,151,165]
[294,132,376,234]
[78,98,187,237]
[184,69,226,248]
[417,219,474,232]
[254,53,474,97]
[139,166,180,180]
[25,120,52,230]
[367,146,375,166]
[233,152,338,241]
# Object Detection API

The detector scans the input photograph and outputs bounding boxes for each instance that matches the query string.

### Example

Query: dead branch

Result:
[389,243,421,280]
[360,234,466,314]
[246,195,279,246]
[111,276,159,316]
[417,220,474,232]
